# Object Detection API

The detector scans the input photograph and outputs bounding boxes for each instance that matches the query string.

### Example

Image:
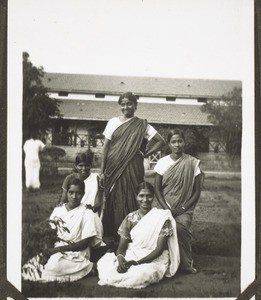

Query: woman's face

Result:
[67,185,83,209]
[120,98,136,118]
[136,188,154,211]
[169,134,185,155]
[75,162,91,179]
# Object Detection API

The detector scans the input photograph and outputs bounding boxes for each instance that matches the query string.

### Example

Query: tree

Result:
[151,124,209,157]
[201,87,242,161]
[23,52,61,142]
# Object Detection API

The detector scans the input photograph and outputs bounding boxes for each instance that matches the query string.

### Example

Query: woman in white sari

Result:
[22,178,104,282]
[97,182,180,289]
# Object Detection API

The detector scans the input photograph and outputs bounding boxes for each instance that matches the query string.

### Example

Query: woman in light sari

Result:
[154,128,204,273]
[100,92,165,242]
[97,182,180,289]
[22,178,104,282]
[59,153,103,218]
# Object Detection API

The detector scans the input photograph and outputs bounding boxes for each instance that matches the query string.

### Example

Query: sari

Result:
[103,117,148,239]
[161,153,203,271]
[22,204,104,282]
[97,208,180,289]
[23,138,45,189]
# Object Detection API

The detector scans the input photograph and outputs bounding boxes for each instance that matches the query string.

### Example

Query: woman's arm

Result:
[60,188,68,204]
[100,138,111,187]
[93,177,104,213]
[59,175,71,204]
[125,235,168,268]
[172,174,203,217]
[47,236,93,256]
[144,132,166,158]
[154,173,170,210]
[116,237,130,273]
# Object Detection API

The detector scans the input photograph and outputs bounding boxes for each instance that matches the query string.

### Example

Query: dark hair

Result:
[30,131,38,139]
[67,178,85,194]
[167,128,185,143]
[75,153,92,166]
[136,181,154,196]
[118,91,138,106]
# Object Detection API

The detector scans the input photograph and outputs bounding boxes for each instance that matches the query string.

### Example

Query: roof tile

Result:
[43,73,241,99]
[57,100,211,126]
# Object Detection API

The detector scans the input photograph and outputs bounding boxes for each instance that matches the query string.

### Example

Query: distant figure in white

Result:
[23,133,45,191]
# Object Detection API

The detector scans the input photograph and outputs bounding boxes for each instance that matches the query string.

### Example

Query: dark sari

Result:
[103,117,148,239]
[162,154,204,271]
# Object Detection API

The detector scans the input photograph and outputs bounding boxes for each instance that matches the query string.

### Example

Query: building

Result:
[42,73,242,169]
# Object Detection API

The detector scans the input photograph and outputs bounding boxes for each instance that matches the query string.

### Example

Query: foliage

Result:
[153,124,210,156]
[40,146,66,175]
[22,217,71,280]
[41,146,66,161]
[23,52,61,142]
[201,87,242,160]
[22,217,70,265]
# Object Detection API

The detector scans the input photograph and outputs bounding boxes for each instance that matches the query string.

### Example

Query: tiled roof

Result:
[56,100,212,126]
[43,72,241,99]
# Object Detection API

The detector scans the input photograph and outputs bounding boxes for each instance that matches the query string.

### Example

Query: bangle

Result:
[117,254,125,259]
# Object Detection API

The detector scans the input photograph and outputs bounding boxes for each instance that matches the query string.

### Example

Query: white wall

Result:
[48,92,117,101]
[48,92,205,105]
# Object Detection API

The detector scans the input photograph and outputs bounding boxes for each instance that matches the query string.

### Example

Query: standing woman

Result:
[154,128,204,273]
[23,132,46,191]
[100,92,165,241]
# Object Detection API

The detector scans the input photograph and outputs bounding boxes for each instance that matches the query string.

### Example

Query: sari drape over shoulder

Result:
[97,208,180,289]
[103,117,148,238]
[162,154,201,214]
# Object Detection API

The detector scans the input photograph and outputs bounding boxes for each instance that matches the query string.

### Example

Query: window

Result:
[166,96,176,101]
[58,91,68,97]
[198,98,207,103]
[95,93,105,98]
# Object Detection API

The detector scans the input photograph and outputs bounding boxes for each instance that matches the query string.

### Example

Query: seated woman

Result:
[97,182,180,289]
[22,178,104,282]
[60,153,103,218]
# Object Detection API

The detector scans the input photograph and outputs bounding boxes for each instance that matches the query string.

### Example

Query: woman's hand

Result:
[39,251,51,265]
[124,260,139,269]
[86,204,94,211]
[92,204,101,213]
[117,255,128,273]
[171,206,185,217]
[99,173,105,189]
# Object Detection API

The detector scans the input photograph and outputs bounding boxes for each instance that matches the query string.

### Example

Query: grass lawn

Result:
[22,173,241,298]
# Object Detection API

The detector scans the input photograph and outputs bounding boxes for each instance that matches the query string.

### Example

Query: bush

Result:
[40,146,66,175]
[41,146,66,161]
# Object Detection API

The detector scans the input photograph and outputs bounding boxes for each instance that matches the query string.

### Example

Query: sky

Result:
[9,0,249,80]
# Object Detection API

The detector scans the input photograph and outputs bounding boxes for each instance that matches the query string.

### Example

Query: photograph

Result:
[6,0,255,298]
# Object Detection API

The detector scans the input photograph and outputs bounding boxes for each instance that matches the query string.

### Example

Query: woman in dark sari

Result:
[154,128,204,273]
[100,92,165,242]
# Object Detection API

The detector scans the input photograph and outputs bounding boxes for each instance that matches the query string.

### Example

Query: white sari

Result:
[22,204,104,282]
[97,208,180,289]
